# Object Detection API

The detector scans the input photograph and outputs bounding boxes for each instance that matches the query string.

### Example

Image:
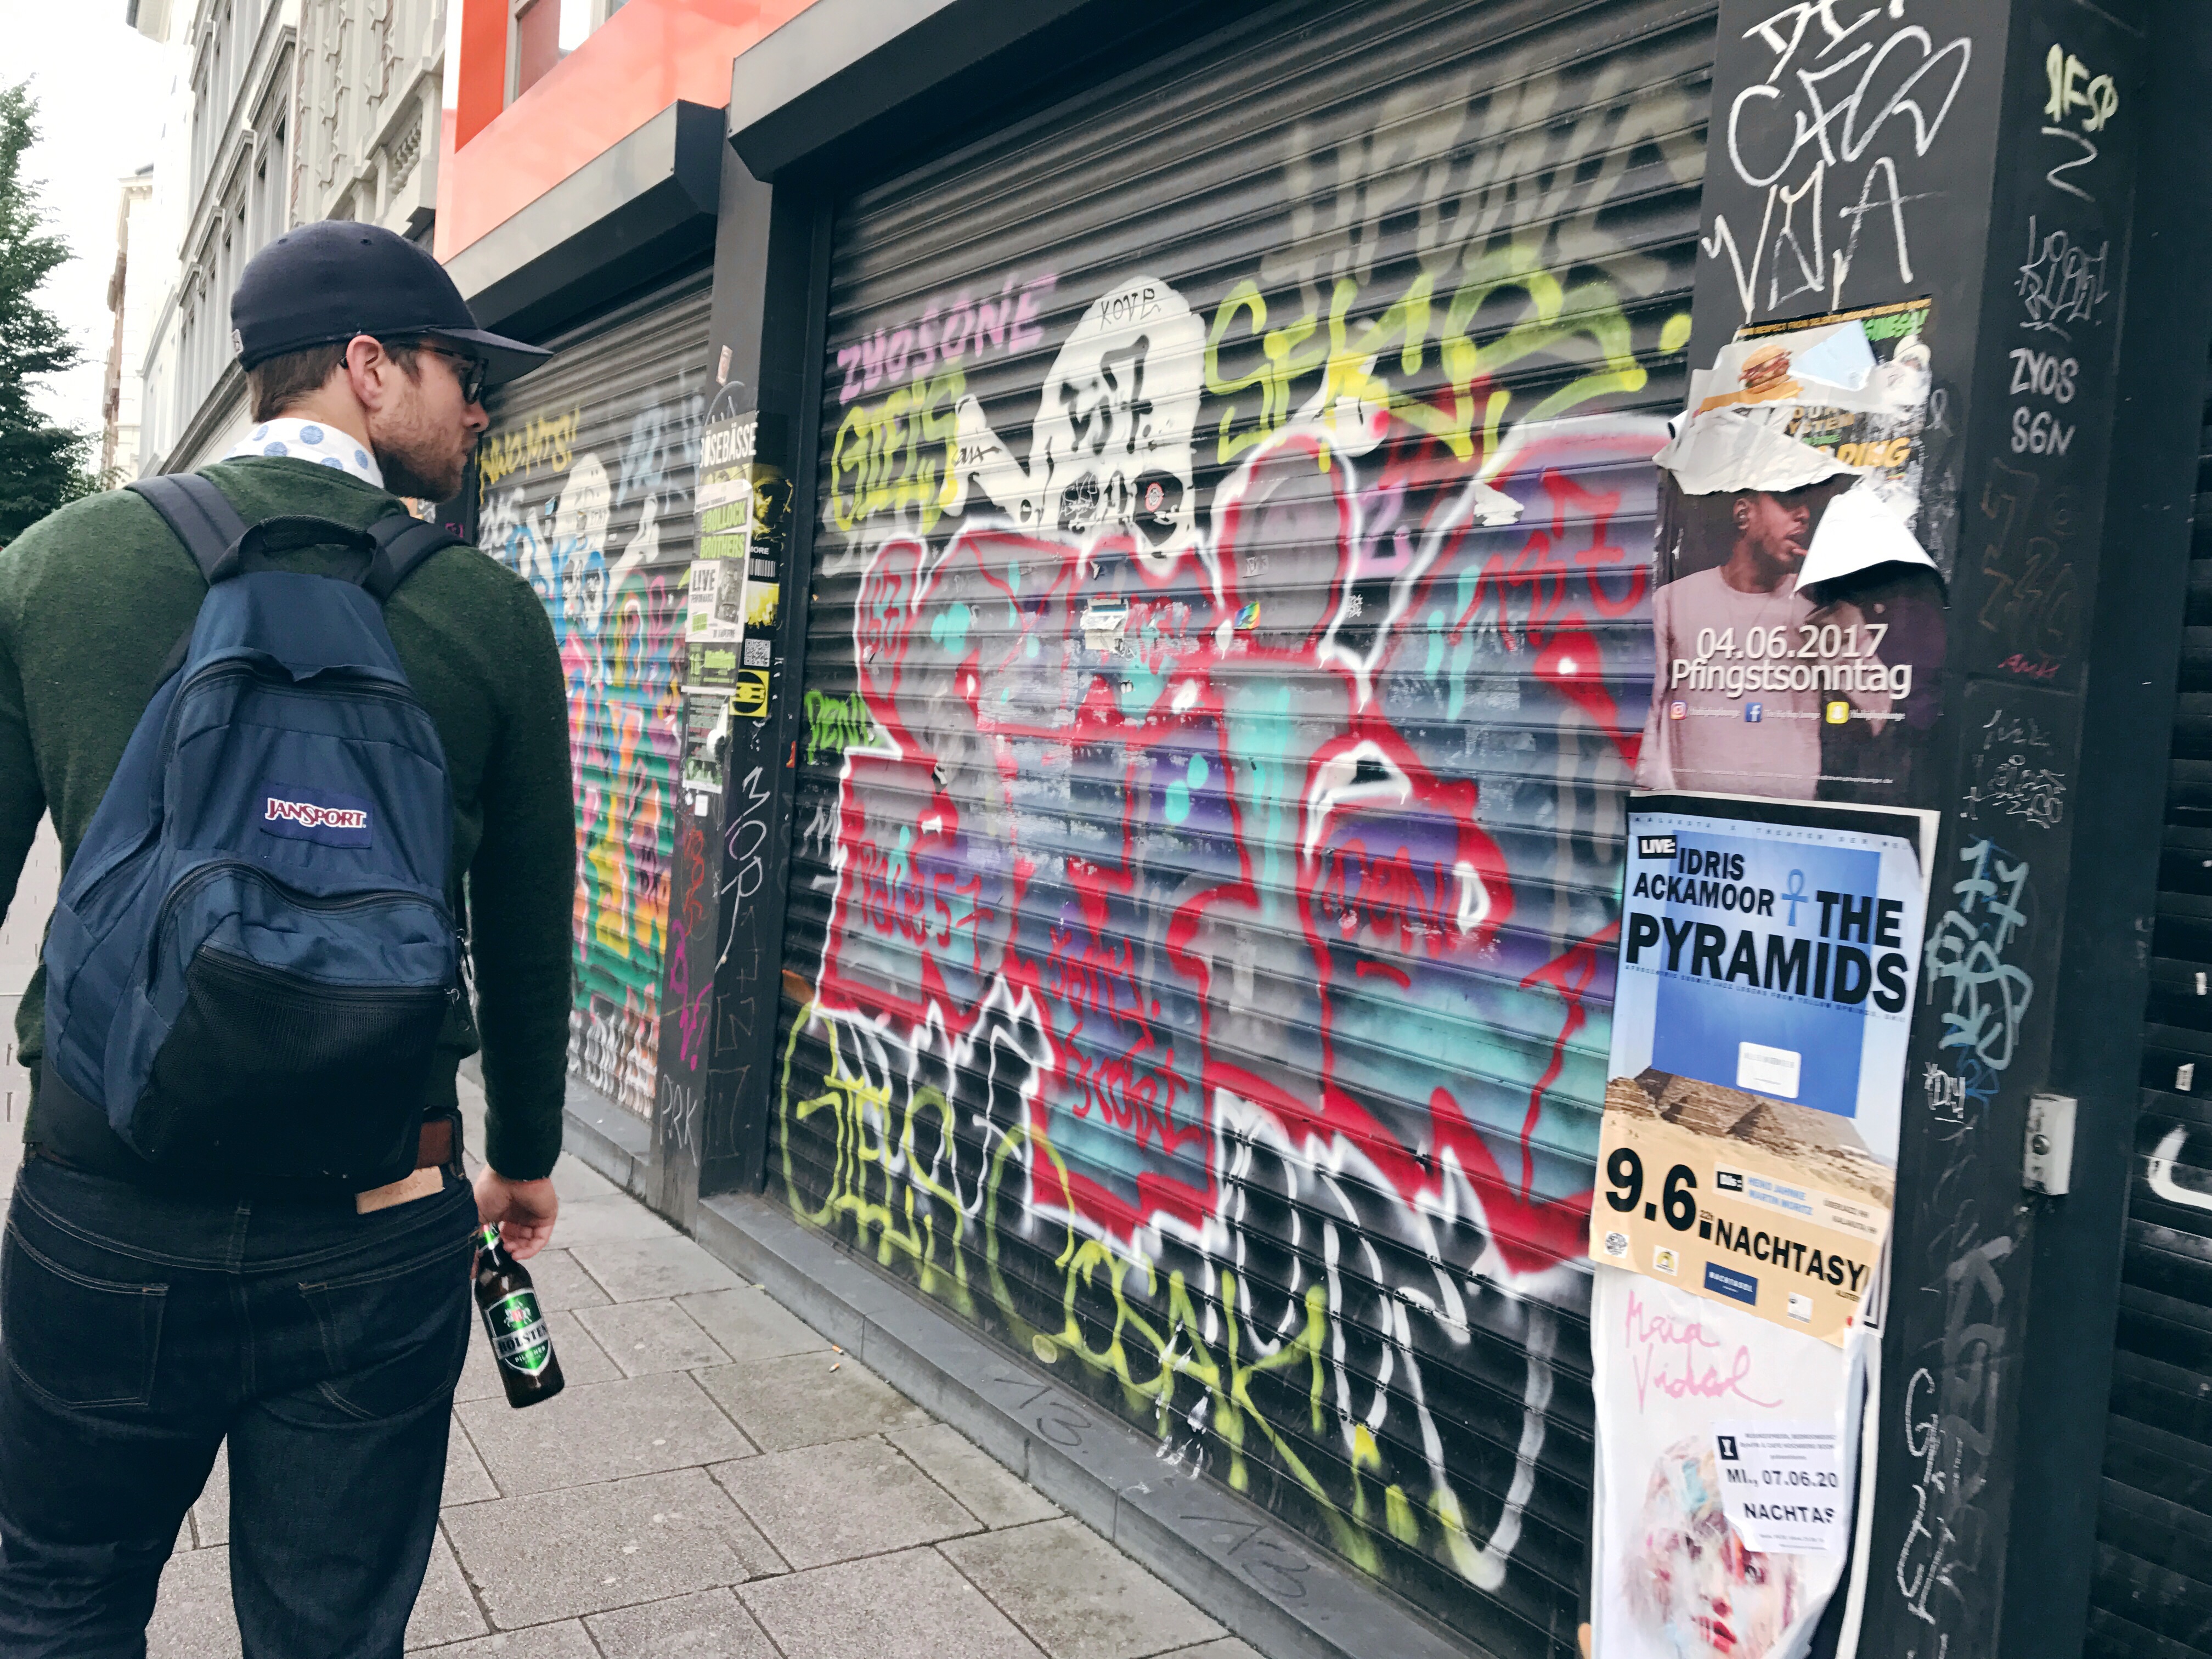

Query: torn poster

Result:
[1651,410,1866,498]
[1590,1268,1871,1659]
[1796,485,1938,589]
[1639,304,1944,806]
[687,414,756,667]
[680,690,732,799]
[1692,303,1929,424]
[690,412,783,725]
[1591,793,1933,1344]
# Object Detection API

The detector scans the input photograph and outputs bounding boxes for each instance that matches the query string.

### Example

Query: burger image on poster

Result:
[952,274,1207,572]
[1739,344,1794,397]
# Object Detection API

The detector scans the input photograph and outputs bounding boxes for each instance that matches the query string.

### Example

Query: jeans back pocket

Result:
[1,1223,167,1408]
[296,1233,472,1424]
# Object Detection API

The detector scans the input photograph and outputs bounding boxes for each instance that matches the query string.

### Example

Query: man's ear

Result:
[343,335,393,409]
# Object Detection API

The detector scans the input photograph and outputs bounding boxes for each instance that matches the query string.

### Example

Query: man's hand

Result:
[475,1168,558,1260]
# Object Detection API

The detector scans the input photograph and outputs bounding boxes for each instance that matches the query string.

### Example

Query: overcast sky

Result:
[6,3,182,437]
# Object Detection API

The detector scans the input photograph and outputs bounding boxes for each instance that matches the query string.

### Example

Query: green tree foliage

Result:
[0,82,95,545]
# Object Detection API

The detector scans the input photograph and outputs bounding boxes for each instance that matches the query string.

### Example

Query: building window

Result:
[509,0,559,101]
[251,116,286,247]
[509,0,619,103]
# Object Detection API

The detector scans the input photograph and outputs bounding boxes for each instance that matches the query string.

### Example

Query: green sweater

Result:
[0,458,575,1180]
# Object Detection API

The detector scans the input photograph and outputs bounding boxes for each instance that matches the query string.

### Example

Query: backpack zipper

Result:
[153,859,452,966]
[191,944,450,1006]
[158,659,423,757]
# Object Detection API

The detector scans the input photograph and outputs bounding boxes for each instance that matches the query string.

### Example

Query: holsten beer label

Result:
[484,1291,552,1376]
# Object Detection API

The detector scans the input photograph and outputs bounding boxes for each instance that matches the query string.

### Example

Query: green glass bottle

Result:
[474,1223,565,1408]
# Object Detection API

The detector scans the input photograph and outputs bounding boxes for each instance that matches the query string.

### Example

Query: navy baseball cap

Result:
[230,220,552,385]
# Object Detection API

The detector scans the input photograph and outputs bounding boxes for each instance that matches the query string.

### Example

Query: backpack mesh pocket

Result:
[133,945,447,1179]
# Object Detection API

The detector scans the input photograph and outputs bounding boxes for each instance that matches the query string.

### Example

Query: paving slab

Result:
[740,1545,1045,1659]
[555,1192,680,1247]
[709,1436,979,1568]
[940,1518,1225,1659]
[888,1422,1062,1529]
[148,1544,241,1659]
[514,1249,612,1312]
[550,1151,618,1202]
[416,1622,599,1657]
[695,1351,929,1452]
[191,1447,229,1547]
[677,1285,830,1361]
[456,1308,619,1402]
[442,1466,762,1628]
[574,1299,732,1376]
[444,1424,499,1506]
[569,1235,745,1301]
[458,1372,755,1496]
[405,1529,489,1650]
[1161,1643,1267,1659]
[583,1588,782,1657]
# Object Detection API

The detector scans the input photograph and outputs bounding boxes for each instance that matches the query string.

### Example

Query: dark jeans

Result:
[0,1152,478,1658]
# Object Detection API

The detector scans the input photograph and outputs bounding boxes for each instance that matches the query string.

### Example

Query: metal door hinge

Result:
[2023,1093,2077,1195]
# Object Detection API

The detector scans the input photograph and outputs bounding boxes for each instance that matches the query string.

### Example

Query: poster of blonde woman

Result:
[1591,1271,1870,1659]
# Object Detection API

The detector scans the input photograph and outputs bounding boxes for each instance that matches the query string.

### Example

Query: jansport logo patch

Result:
[258,785,373,848]
[267,799,366,831]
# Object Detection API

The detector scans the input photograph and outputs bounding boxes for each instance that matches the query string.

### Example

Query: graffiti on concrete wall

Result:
[479,373,704,1116]
[777,15,1706,1649]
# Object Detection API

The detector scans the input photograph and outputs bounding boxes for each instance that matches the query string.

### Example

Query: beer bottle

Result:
[474,1223,565,1407]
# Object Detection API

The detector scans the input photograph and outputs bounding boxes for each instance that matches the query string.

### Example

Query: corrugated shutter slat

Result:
[477,281,713,1118]
[777,4,1712,1650]
[2097,348,2212,1655]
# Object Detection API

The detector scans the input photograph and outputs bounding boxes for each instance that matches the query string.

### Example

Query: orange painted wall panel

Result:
[437,0,823,261]
[453,0,508,150]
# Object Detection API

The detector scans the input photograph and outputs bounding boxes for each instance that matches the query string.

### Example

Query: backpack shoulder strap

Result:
[126,473,250,582]
[364,512,462,603]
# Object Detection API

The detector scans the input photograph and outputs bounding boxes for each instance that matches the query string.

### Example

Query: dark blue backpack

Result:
[42,473,465,1185]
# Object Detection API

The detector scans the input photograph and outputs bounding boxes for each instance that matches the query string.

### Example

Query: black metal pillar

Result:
[1684,4,2171,1656]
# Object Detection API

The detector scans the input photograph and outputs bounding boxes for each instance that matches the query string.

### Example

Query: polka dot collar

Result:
[226,419,384,489]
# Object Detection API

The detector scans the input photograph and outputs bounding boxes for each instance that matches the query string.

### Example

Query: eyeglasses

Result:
[406,341,489,405]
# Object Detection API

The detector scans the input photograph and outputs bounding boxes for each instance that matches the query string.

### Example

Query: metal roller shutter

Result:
[476,278,713,1119]
[2094,351,2212,1659]
[776,2,1711,1650]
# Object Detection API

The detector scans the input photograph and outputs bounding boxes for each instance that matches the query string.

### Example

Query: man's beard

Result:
[371,422,466,501]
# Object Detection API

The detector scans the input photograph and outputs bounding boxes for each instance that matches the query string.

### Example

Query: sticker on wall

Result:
[731,668,770,721]
[1591,792,1933,1344]
[687,641,738,691]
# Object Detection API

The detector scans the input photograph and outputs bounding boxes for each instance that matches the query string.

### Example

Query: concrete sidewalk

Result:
[148,1086,1259,1659]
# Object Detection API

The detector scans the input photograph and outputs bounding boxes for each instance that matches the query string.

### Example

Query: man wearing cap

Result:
[0,222,574,1655]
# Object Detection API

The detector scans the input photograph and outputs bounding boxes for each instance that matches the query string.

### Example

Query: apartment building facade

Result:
[131,0,448,475]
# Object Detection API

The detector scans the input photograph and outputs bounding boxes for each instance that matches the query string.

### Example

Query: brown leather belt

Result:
[416,1117,454,1169]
